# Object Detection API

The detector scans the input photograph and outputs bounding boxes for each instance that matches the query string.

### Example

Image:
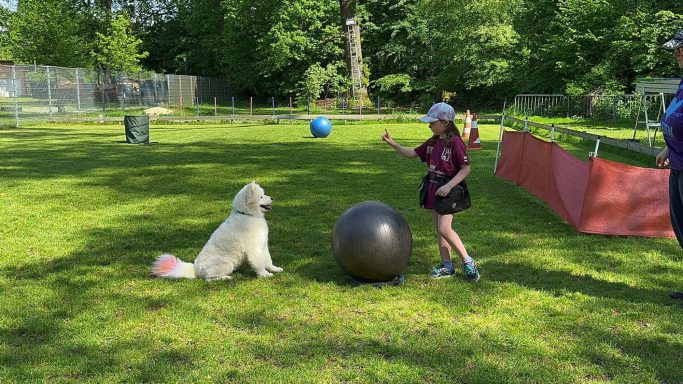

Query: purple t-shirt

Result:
[662,78,683,170]
[414,135,470,209]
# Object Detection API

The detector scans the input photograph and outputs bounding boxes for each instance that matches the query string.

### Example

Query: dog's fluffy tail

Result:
[152,253,196,279]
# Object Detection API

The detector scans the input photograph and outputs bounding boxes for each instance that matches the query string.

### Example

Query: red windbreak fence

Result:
[495,131,674,238]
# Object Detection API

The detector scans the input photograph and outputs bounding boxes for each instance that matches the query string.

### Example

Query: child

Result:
[381,102,480,281]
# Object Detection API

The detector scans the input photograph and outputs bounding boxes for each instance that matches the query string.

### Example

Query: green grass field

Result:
[0,121,681,383]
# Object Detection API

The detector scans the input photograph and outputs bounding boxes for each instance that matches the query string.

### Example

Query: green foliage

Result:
[536,0,683,95]
[372,73,413,104]
[10,0,92,67]
[5,0,683,106]
[0,7,12,61]
[295,62,350,103]
[92,14,149,73]
[221,0,345,96]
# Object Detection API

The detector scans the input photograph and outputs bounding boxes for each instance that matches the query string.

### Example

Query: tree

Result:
[0,6,12,60]
[10,0,91,67]
[91,13,149,73]
[221,0,345,96]
[296,62,350,103]
[182,0,225,77]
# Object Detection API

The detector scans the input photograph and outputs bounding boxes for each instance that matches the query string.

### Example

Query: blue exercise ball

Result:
[331,201,413,282]
[310,116,332,138]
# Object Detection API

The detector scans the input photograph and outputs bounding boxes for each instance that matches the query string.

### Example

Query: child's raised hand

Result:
[381,128,394,145]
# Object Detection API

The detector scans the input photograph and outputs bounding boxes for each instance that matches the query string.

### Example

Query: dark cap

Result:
[662,29,683,50]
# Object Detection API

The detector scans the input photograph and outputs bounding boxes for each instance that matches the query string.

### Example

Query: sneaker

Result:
[429,264,455,279]
[463,260,480,282]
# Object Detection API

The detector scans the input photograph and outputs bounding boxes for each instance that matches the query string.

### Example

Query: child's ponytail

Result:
[442,121,461,143]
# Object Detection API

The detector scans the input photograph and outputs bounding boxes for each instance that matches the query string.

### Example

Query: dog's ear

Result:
[247,182,260,203]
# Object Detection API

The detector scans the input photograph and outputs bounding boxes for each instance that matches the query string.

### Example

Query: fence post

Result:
[289,96,292,114]
[590,137,601,158]
[307,97,310,115]
[196,96,200,116]
[513,96,518,115]
[138,72,143,107]
[377,96,380,114]
[46,66,53,117]
[191,76,195,107]
[75,68,81,112]
[119,72,125,110]
[153,73,158,106]
[12,65,19,128]
[178,76,182,113]
[250,96,253,115]
[231,96,235,115]
[551,124,555,142]
[272,96,275,116]
[99,69,105,114]
[494,107,507,173]
[166,74,170,106]
[214,96,217,116]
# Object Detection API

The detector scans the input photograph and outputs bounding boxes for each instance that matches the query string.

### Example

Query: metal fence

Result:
[0,63,424,127]
[512,93,673,121]
[0,64,233,127]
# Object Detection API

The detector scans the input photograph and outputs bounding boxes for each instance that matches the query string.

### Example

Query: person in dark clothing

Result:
[659,29,683,305]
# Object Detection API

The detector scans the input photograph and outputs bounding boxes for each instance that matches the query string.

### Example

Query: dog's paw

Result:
[268,266,283,273]
[257,271,274,278]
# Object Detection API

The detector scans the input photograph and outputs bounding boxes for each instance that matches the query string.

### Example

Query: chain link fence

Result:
[0,64,426,127]
[0,64,234,127]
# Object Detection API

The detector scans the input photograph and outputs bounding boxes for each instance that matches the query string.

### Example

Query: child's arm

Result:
[436,165,471,196]
[382,129,418,159]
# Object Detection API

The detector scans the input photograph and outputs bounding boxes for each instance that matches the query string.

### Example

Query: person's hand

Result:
[656,147,670,168]
[436,184,452,197]
[381,128,395,146]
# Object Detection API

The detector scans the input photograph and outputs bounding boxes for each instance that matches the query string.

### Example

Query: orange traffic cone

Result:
[467,113,481,150]
[462,110,472,142]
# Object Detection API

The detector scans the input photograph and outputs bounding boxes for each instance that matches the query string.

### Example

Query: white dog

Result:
[152,181,283,280]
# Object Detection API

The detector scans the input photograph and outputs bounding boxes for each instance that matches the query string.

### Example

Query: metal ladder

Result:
[346,18,366,103]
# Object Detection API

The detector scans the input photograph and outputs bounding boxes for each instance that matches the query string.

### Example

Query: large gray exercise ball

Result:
[331,201,413,282]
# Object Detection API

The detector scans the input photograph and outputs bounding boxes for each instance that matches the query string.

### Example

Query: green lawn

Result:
[0,121,681,383]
